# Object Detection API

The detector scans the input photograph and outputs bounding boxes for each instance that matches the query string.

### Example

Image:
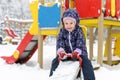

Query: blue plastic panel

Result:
[38,3,60,29]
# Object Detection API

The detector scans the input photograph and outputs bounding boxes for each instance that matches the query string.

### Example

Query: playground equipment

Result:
[38,0,61,68]
[0,0,58,65]
[115,0,120,18]
[4,28,18,39]
[104,33,120,65]
[111,0,116,17]
[103,0,120,65]
[80,0,120,66]
[0,0,59,64]
[1,1,38,64]
[1,0,120,69]
[49,53,82,80]
[75,0,101,18]
[105,0,111,17]
[3,16,21,44]
[0,0,97,70]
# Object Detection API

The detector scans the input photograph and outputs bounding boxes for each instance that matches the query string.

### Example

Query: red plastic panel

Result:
[75,0,101,18]
[65,0,69,10]
[105,0,111,17]
[115,0,120,18]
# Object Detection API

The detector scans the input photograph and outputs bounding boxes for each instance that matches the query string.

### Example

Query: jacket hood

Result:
[61,9,80,26]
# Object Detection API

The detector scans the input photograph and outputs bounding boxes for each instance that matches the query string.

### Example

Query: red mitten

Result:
[72,52,79,59]
[59,52,66,59]
[58,52,66,63]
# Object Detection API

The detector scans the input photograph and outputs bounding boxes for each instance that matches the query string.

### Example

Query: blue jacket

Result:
[57,25,88,55]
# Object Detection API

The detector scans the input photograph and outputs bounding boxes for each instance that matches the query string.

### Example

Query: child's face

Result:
[64,19,76,32]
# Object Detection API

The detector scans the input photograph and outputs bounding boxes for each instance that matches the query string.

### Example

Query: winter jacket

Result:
[57,25,88,55]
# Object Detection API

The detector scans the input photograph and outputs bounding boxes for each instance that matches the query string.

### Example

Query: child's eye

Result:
[65,23,68,25]
[70,22,73,24]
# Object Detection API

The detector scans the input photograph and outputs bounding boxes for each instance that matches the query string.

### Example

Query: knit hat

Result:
[61,9,80,25]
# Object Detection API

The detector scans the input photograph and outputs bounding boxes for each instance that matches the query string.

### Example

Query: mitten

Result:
[59,52,66,59]
[58,52,66,63]
[72,51,79,58]
[72,48,82,58]
[57,48,66,59]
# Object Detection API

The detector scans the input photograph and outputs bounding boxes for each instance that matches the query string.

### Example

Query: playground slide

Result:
[0,0,40,64]
[1,31,38,64]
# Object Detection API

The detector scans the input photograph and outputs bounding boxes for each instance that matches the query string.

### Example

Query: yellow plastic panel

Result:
[29,0,39,35]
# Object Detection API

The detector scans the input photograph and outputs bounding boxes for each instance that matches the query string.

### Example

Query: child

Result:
[49,9,95,80]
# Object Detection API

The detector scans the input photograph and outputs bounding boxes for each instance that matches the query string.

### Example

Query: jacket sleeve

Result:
[76,28,87,54]
[56,29,65,50]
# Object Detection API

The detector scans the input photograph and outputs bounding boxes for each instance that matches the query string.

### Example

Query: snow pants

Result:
[49,55,95,80]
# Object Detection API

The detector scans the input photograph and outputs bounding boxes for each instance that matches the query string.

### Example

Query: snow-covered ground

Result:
[0,39,120,80]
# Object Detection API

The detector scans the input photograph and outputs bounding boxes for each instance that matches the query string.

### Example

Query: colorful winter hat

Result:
[61,9,80,25]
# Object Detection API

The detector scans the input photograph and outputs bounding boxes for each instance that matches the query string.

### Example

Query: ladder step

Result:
[24,50,32,52]
[31,40,37,42]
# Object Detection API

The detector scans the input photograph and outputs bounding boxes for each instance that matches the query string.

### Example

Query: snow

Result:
[0,39,120,80]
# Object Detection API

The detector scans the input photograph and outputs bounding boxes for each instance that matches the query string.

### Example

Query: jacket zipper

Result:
[68,32,73,53]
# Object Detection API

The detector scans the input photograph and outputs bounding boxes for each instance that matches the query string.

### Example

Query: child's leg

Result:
[80,55,95,80]
[49,56,59,76]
